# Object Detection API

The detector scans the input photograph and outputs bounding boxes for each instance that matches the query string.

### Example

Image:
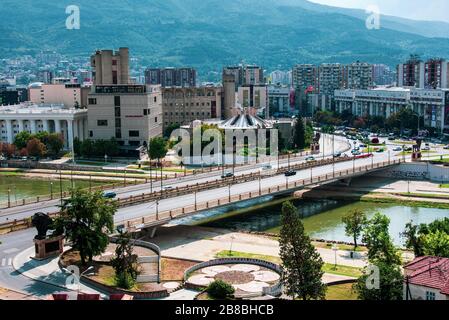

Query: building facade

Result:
[344,62,373,90]
[237,85,268,117]
[223,65,264,90]
[90,48,130,85]
[292,64,318,91]
[162,86,222,130]
[87,84,162,148]
[28,83,90,109]
[145,67,197,88]
[334,87,449,132]
[268,85,292,117]
[0,103,87,149]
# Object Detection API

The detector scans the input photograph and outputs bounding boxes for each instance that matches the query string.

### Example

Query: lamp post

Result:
[228,184,231,202]
[59,166,63,206]
[50,182,53,200]
[156,199,159,220]
[104,154,108,164]
[332,244,338,270]
[7,188,11,208]
[194,190,197,211]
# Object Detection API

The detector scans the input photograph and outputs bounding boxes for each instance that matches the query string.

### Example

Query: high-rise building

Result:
[144,67,197,88]
[397,56,425,88]
[88,49,162,155]
[344,62,373,90]
[268,85,292,117]
[222,73,236,119]
[424,58,449,89]
[223,65,264,91]
[292,64,318,91]
[237,85,268,117]
[372,64,395,86]
[90,48,130,85]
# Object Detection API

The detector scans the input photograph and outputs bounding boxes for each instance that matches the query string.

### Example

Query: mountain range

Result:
[2,0,449,80]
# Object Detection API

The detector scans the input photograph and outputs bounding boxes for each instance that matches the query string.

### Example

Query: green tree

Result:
[164,123,180,138]
[279,201,325,300]
[422,230,449,258]
[293,116,306,150]
[342,209,368,251]
[401,222,425,257]
[362,213,401,265]
[354,261,403,300]
[53,189,116,265]
[26,138,47,158]
[14,131,31,149]
[111,229,139,289]
[402,218,449,257]
[149,137,168,161]
[46,133,64,157]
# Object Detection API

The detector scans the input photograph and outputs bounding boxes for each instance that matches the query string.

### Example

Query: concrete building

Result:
[404,256,449,300]
[269,70,289,86]
[334,87,449,132]
[372,64,396,86]
[397,56,425,88]
[237,85,268,117]
[162,86,222,130]
[0,103,87,149]
[268,85,292,117]
[222,73,237,119]
[424,58,449,89]
[292,64,318,91]
[344,62,373,90]
[87,84,162,149]
[145,67,197,88]
[28,83,90,109]
[223,65,264,90]
[90,48,130,85]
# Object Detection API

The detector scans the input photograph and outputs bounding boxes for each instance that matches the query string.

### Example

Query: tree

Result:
[362,213,401,265]
[354,261,403,300]
[279,201,325,300]
[342,209,368,251]
[149,137,168,161]
[26,138,47,158]
[422,230,449,258]
[111,229,139,289]
[14,131,32,149]
[46,133,64,157]
[206,280,235,300]
[293,116,306,150]
[401,222,425,257]
[164,123,180,138]
[53,189,116,265]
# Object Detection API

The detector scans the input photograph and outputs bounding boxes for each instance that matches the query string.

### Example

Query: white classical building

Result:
[0,103,87,149]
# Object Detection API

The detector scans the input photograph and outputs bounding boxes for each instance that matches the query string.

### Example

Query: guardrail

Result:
[0,159,402,234]
[123,159,402,229]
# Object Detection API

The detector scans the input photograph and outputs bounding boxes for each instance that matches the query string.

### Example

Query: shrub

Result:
[206,279,235,299]
[115,271,136,290]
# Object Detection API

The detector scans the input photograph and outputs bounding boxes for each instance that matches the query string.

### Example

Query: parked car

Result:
[284,170,297,177]
[333,153,342,158]
[305,156,316,162]
[103,192,117,199]
[393,147,402,152]
[163,186,174,191]
[422,146,431,151]
[443,145,449,150]
[221,172,234,179]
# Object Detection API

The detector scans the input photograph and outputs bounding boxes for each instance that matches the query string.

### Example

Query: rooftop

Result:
[404,256,449,295]
[0,103,86,114]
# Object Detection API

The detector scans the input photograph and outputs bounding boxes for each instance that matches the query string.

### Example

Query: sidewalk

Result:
[0,287,39,300]
[12,246,105,297]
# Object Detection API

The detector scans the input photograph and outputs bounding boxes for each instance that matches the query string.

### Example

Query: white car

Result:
[393,147,402,152]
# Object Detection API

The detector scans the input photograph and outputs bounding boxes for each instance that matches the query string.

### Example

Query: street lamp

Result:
[7,188,11,208]
[332,244,338,270]
[50,182,53,200]
[104,154,108,164]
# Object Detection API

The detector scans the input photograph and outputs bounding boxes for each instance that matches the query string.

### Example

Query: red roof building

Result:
[404,256,449,300]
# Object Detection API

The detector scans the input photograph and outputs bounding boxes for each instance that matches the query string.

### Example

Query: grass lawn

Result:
[440,184,449,188]
[161,258,198,281]
[326,283,359,300]
[215,251,362,278]
[314,242,367,252]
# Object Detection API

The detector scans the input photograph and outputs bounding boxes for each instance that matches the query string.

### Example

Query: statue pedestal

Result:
[412,152,422,162]
[33,236,64,260]
[311,143,320,155]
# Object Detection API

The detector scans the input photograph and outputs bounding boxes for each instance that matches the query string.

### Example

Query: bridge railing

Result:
[123,159,402,230]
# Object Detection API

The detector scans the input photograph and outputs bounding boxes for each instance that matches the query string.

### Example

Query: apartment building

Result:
[90,48,130,85]
[292,64,318,91]
[237,85,268,117]
[145,67,197,88]
[344,62,373,90]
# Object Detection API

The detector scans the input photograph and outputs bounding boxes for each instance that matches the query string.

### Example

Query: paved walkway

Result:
[12,246,105,298]
[0,286,39,300]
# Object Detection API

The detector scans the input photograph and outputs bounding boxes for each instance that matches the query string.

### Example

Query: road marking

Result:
[1,258,5,267]
[3,248,19,254]
[8,258,12,266]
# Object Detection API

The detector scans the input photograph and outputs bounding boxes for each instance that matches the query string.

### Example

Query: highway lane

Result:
[0,134,351,223]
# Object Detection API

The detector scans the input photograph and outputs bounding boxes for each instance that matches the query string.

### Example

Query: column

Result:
[78,119,84,141]
[18,120,24,133]
[6,120,13,144]
[67,120,74,150]
[30,120,37,134]
[55,120,62,134]
[42,119,49,133]
[73,120,79,140]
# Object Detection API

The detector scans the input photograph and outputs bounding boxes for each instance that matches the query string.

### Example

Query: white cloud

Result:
[308,0,449,23]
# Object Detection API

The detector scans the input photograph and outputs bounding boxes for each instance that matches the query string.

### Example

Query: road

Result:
[0,134,351,223]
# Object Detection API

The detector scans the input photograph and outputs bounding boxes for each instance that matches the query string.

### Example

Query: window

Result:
[115,107,121,117]
[426,291,436,300]
[129,141,140,146]
[88,98,97,105]
[129,130,140,137]
[143,109,148,116]
[97,120,108,126]
[114,96,121,106]
[115,128,122,139]
[115,118,121,127]
[155,117,158,123]
[154,96,157,103]
[89,131,93,137]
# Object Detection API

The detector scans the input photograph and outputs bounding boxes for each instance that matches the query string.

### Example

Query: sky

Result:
[308,0,449,23]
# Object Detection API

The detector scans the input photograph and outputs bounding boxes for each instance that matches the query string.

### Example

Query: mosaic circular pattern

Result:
[234,281,270,293]
[252,271,280,282]
[202,265,231,276]
[215,271,255,285]
[188,275,215,286]
[163,282,180,290]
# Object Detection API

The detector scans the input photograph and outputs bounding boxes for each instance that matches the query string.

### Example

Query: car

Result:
[103,192,117,199]
[333,153,342,158]
[393,147,402,152]
[163,186,174,191]
[422,146,430,151]
[305,156,316,162]
[351,150,361,156]
[444,145,449,150]
[376,148,384,153]
[221,172,234,179]
[404,146,413,152]
[359,144,367,148]
[284,170,297,177]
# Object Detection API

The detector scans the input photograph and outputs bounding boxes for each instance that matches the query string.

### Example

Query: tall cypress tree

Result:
[279,201,326,300]
[293,116,306,150]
